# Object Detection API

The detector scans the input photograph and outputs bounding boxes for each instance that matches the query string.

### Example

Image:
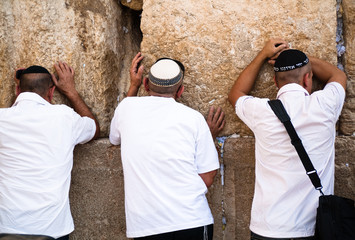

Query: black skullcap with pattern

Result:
[274,49,309,72]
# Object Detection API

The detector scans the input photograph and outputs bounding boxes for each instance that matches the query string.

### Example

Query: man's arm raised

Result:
[52,61,100,140]
[228,39,289,107]
[309,56,347,90]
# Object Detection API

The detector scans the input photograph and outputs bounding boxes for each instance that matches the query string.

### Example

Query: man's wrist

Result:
[64,89,80,100]
[127,85,140,96]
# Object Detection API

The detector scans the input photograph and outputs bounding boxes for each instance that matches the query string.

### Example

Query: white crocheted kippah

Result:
[149,59,183,87]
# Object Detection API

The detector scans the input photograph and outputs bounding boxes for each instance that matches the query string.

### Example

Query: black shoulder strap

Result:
[268,99,324,195]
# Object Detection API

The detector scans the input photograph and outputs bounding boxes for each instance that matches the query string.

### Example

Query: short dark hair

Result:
[17,65,54,97]
[19,73,53,97]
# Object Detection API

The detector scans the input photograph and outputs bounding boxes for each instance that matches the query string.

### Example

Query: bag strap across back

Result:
[268,99,324,195]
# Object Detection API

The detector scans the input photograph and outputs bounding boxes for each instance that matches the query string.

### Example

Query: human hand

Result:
[52,61,76,97]
[260,39,289,65]
[127,52,144,96]
[207,106,226,139]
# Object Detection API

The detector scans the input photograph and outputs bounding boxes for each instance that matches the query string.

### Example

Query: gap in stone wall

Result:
[116,3,143,108]
[336,0,345,71]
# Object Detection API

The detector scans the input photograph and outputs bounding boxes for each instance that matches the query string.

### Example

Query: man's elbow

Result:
[228,93,237,107]
[91,122,100,140]
[338,71,347,90]
[200,170,217,188]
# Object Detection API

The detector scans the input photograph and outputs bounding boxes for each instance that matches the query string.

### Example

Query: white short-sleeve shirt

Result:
[0,92,96,238]
[109,96,219,238]
[235,82,345,238]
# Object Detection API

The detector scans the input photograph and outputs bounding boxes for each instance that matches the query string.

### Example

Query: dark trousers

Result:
[251,232,315,240]
[135,224,213,240]
[56,235,69,240]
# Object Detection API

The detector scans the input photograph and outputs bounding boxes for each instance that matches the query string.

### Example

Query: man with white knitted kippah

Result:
[109,53,225,240]
[228,39,347,240]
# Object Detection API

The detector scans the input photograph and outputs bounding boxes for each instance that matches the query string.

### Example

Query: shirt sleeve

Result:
[318,82,346,120]
[71,111,96,145]
[109,105,121,145]
[194,115,220,174]
[235,95,258,130]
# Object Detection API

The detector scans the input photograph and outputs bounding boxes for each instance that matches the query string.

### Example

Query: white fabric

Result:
[0,92,96,238]
[235,82,345,238]
[109,96,219,238]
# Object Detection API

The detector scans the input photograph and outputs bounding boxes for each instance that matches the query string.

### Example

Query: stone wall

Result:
[0,0,354,239]
[0,0,141,135]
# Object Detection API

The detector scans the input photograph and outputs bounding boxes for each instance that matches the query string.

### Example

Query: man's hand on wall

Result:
[52,61,77,97]
[127,52,144,96]
[207,106,226,139]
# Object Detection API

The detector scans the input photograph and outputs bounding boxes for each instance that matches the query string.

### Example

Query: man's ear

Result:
[303,72,310,88]
[273,76,278,88]
[302,72,313,94]
[175,85,184,99]
[47,86,56,103]
[143,77,150,92]
[16,85,21,96]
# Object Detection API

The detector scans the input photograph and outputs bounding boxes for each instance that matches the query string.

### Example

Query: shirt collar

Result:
[276,83,309,99]
[13,92,50,106]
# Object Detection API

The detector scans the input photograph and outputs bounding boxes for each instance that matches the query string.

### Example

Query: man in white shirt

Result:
[228,39,347,240]
[0,63,100,239]
[110,53,225,240]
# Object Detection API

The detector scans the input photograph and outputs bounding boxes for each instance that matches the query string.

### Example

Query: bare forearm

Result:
[228,39,288,106]
[228,52,266,106]
[199,170,217,188]
[126,85,140,97]
[309,56,347,90]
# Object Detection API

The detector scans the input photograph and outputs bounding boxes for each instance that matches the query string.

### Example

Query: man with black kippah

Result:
[110,53,225,240]
[228,39,347,240]
[0,62,100,239]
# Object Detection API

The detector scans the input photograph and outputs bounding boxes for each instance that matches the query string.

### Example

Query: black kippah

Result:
[274,49,309,72]
[17,65,51,79]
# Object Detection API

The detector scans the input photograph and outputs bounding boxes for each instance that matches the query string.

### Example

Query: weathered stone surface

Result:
[0,0,354,239]
[140,0,337,136]
[334,136,355,199]
[340,0,355,135]
[221,137,255,240]
[70,139,128,240]
[0,0,16,107]
[0,0,141,136]
[120,0,143,11]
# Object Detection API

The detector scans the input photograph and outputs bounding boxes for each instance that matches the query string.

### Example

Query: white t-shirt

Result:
[235,82,345,238]
[0,92,96,238]
[109,96,219,238]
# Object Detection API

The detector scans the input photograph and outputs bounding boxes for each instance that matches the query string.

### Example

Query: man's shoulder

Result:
[236,95,270,108]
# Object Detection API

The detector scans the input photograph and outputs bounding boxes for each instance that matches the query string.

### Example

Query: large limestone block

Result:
[334,136,355,199]
[70,139,128,240]
[340,0,355,135]
[214,137,255,239]
[140,0,337,136]
[0,1,16,107]
[0,0,141,136]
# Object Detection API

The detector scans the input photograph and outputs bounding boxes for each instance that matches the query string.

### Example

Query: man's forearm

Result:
[309,57,347,90]
[126,85,140,97]
[199,170,217,188]
[228,51,267,106]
